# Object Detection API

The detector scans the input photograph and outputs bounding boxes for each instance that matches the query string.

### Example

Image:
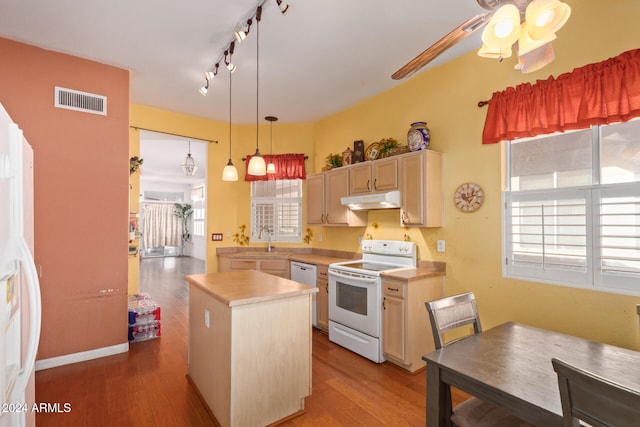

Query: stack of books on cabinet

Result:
[127,293,161,342]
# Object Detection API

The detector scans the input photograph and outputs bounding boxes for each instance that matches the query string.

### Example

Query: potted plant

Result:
[174,204,194,254]
[378,138,399,157]
[324,153,343,170]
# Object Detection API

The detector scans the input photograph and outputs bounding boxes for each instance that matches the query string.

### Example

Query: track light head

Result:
[276,0,289,15]
[199,80,208,96]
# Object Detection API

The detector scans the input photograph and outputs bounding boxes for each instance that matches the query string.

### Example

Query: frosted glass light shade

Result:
[222,159,238,181]
[526,0,571,40]
[266,162,276,174]
[518,21,556,55]
[478,44,512,59]
[248,151,266,176]
[482,4,521,49]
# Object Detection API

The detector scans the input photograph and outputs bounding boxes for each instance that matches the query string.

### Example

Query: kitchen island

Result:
[185,270,318,427]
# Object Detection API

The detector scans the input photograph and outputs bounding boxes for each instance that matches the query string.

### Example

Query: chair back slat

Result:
[425,292,482,349]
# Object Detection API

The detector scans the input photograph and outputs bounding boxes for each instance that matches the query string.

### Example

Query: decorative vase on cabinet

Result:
[407,122,430,151]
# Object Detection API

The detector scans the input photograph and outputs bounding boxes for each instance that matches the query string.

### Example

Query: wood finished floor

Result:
[35,256,467,426]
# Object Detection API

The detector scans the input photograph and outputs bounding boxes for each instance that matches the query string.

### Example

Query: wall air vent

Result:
[54,86,107,115]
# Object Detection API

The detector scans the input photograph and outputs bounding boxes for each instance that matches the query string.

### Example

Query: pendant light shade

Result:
[181,141,198,176]
[223,159,238,181]
[222,48,238,182]
[518,20,556,55]
[248,6,267,176]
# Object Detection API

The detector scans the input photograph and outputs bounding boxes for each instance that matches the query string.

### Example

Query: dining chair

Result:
[425,292,533,427]
[552,357,640,427]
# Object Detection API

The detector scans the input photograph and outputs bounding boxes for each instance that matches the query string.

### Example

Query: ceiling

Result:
[0,0,491,124]
[0,0,493,185]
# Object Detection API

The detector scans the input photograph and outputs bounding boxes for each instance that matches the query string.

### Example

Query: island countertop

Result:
[185,269,318,307]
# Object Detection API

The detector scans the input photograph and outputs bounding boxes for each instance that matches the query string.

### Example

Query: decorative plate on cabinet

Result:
[454,182,484,212]
[365,142,381,160]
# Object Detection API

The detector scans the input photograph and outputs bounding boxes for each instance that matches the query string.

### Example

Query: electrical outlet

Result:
[437,240,446,253]
[318,233,323,242]
[204,309,210,328]
[358,235,363,244]
[225,230,231,237]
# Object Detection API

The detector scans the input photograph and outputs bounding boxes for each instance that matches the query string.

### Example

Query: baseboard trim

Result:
[35,342,129,371]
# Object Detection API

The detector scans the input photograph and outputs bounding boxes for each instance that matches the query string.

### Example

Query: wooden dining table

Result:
[422,322,640,426]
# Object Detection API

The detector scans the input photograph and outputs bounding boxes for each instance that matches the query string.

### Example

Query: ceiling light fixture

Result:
[247,6,266,176]
[234,19,252,43]
[181,141,198,176]
[198,81,209,96]
[265,116,277,174]
[224,43,237,73]
[222,54,238,182]
[275,0,290,15]
[478,0,571,69]
[199,1,291,94]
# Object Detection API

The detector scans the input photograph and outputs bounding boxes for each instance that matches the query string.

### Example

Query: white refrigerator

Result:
[0,102,41,427]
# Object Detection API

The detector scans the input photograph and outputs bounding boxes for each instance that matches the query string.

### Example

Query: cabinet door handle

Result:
[374,178,377,190]
[387,287,399,292]
[401,211,406,224]
[383,297,386,310]
[367,180,370,191]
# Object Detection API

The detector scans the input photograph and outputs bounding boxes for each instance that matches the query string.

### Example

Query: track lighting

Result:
[204,63,219,82]
[276,0,289,15]
[198,81,208,96]
[234,19,252,43]
[224,43,237,73]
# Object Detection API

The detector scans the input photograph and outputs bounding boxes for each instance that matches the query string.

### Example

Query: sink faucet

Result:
[258,226,273,252]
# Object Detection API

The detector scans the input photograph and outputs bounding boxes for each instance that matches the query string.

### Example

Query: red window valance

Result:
[482,49,640,144]
[244,153,306,181]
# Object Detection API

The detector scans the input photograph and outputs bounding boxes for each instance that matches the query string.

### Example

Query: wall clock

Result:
[454,182,484,212]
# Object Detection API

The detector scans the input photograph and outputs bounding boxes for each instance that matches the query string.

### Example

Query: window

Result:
[191,185,205,237]
[504,120,640,295]
[251,179,302,243]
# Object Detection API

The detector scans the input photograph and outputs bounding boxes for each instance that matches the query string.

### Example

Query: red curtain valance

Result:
[244,153,306,181]
[482,49,640,144]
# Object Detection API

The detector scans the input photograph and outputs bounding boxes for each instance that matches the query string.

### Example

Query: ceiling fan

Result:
[392,0,571,80]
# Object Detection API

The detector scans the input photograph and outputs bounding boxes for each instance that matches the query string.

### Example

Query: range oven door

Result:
[328,268,381,338]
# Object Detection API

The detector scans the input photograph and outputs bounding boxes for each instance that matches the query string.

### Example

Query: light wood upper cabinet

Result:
[307,169,367,226]
[349,157,399,195]
[400,150,442,227]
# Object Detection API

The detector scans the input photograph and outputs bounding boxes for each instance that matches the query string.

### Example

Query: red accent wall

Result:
[0,37,129,359]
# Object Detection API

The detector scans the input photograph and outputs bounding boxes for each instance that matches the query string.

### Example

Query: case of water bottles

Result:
[128,293,161,342]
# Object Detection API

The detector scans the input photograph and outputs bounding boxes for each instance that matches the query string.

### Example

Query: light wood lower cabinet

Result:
[316,264,329,332]
[218,256,290,279]
[382,276,444,372]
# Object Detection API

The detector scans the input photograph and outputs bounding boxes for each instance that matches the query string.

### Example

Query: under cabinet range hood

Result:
[341,191,401,210]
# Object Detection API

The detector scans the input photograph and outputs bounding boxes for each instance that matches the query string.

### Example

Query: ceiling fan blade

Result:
[391,13,490,80]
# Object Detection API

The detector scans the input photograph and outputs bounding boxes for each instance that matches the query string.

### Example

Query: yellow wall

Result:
[311,0,640,350]
[131,0,640,350]
[129,104,314,274]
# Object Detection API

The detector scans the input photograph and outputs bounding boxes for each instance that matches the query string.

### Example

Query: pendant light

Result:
[181,141,198,176]
[265,116,277,174]
[247,6,267,176]
[222,50,238,181]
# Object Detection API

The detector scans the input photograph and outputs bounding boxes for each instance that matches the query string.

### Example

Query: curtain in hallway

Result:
[141,202,182,249]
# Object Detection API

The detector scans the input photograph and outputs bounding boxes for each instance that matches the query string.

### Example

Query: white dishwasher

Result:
[290,261,318,327]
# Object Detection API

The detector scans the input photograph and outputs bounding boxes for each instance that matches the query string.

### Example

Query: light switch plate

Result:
[204,309,210,328]
[437,240,445,253]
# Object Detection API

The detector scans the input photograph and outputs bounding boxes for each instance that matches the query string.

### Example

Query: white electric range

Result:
[328,240,416,362]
